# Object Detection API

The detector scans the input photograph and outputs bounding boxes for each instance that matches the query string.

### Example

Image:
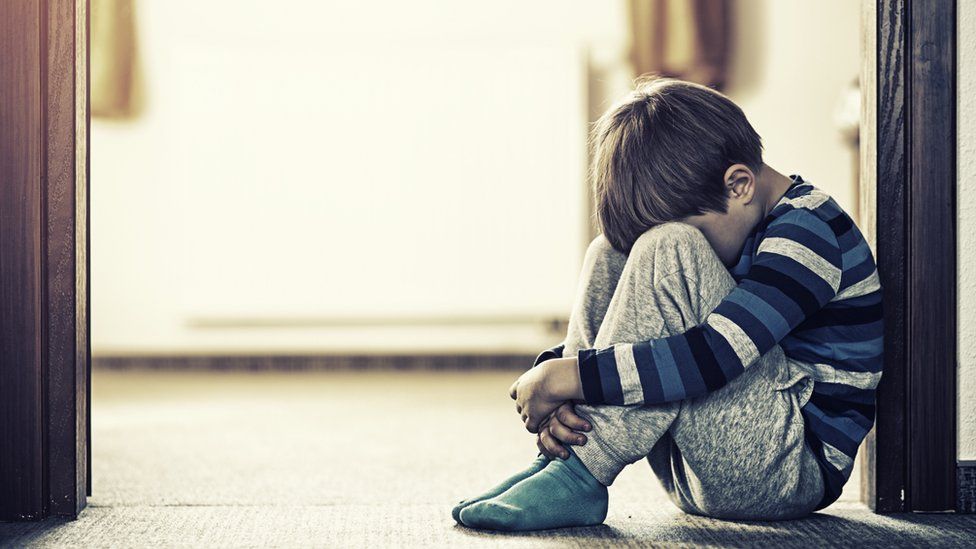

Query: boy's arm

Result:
[575,209,844,406]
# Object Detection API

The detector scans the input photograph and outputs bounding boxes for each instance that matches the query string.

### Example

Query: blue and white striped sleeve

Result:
[575,209,844,406]
[532,342,565,367]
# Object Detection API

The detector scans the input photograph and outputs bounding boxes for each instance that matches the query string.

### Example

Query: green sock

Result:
[458,446,608,531]
[451,452,550,523]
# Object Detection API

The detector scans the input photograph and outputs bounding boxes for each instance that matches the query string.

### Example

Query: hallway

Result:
[1,368,973,547]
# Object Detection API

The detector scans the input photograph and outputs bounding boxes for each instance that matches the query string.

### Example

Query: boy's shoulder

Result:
[770,177,843,223]
[733,175,876,288]
[760,176,857,248]
[750,176,881,296]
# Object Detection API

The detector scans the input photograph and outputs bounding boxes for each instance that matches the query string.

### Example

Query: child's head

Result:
[590,76,766,264]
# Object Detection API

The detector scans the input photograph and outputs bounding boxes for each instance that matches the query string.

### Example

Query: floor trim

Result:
[92,353,536,371]
[959,463,976,513]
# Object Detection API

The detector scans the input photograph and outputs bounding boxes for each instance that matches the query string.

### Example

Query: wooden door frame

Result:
[0,0,90,520]
[860,0,958,513]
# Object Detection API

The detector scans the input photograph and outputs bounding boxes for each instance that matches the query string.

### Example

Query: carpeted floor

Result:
[1,368,974,548]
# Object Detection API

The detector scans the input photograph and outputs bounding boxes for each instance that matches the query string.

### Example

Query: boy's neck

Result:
[756,164,796,218]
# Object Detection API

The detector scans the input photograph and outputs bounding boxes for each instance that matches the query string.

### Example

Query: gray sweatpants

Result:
[562,222,824,520]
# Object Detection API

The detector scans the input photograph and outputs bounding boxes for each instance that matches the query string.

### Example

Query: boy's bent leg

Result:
[559,232,630,358]
[653,348,824,520]
[570,222,728,485]
[452,234,627,525]
[570,223,823,520]
[660,344,823,520]
[456,235,626,530]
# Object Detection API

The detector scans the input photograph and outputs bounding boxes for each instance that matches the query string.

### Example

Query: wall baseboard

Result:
[92,353,537,372]
[960,464,976,513]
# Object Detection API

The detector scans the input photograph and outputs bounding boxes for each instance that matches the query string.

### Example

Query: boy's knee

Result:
[629,222,714,276]
[585,233,625,263]
[632,222,707,251]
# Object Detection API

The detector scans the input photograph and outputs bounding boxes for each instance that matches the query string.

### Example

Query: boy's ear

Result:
[723,164,756,204]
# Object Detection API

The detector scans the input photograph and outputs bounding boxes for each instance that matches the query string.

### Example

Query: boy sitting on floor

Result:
[452,76,883,531]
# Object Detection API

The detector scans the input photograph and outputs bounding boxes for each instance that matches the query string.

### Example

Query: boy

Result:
[452,77,882,531]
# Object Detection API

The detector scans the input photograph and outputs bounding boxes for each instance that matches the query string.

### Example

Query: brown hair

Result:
[589,75,763,253]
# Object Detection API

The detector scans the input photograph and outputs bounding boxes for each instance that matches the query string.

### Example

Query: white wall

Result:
[91,0,861,356]
[91,0,631,355]
[958,0,976,462]
[724,0,861,216]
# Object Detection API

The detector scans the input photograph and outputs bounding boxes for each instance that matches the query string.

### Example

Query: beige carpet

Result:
[1,368,974,548]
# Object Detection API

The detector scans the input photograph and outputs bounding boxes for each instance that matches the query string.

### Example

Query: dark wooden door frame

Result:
[861,0,958,513]
[0,0,90,520]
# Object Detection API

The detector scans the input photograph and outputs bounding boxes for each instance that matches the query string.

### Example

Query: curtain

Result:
[91,0,140,118]
[629,0,732,90]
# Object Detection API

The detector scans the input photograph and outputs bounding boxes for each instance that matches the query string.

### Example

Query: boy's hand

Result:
[536,402,592,459]
[508,357,584,433]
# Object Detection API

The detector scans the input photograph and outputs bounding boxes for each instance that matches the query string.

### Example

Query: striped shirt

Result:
[532,175,883,510]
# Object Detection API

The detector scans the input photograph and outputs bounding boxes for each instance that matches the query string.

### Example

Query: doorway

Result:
[0,0,964,526]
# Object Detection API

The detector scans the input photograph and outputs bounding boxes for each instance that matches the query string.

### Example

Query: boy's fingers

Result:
[548,416,587,446]
[556,403,592,432]
[536,437,553,459]
[525,409,544,434]
[537,435,558,460]
[539,429,568,459]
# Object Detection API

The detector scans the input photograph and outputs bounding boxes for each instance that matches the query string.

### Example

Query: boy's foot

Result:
[451,452,551,523]
[459,446,608,531]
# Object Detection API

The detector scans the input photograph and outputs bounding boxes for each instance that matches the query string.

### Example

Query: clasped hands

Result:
[507,356,590,460]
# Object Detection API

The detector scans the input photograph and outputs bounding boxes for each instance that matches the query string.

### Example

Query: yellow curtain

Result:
[629,0,731,90]
[91,0,140,118]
